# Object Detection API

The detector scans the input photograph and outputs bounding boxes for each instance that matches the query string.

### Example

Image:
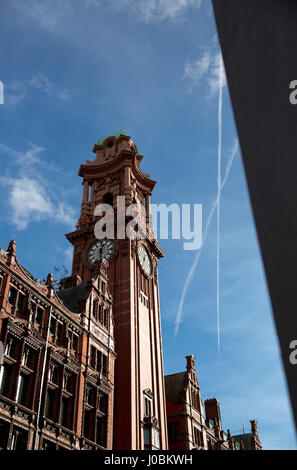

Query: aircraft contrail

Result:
[174,138,239,337]
[217,53,223,353]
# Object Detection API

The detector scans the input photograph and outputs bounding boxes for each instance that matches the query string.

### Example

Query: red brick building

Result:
[0,240,115,450]
[0,132,168,450]
[165,355,262,450]
[0,133,261,450]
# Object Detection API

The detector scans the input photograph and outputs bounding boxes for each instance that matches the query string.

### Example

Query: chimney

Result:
[250,420,258,435]
[204,398,222,430]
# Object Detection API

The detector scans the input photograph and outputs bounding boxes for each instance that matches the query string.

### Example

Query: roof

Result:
[165,372,186,404]
[56,284,90,313]
[232,432,253,450]
[97,129,128,145]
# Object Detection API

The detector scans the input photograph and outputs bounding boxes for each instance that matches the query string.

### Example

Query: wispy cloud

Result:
[6,73,71,106]
[1,176,74,230]
[0,143,76,230]
[111,0,202,23]
[27,74,71,101]
[9,0,101,34]
[183,49,227,97]
[0,143,44,166]
[10,0,73,34]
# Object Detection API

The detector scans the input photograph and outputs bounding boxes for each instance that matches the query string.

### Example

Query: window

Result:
[83,409,92,440]
[63,373,70,391]
[35,306,43,325]
[86,386,96,407]
[98,393,108,413]
[45,389,55,420]
[4,337,13,356]
[8,286,17,306]
[72,333,78,351]
[16,374,28,405]
[102,192,114,207]
[42,440,56,450]
[102,354,108,376]
[144,396,152,417]
[50,319,63,344]
[152,429,160,449]
[96,416,106,447]
[193,427,203,447]
[9,429,28,450]
[68,330,79,351]
[10,432,17,450]
[103,309,109,328]
[90,346,100,370]
[60,397,70,428]
[90,346,108,375]
[191,389,200,412]
[0,364,10,397]
[57,321,63,343]
[144,428,150,446]
[17,293,25,313]
[98,303,103,323]
[143,427,160,449]
[48,364,57,383]
[168,421,179,443]
[50,318,56,336]
[93,299,98,320]
[21,347,30,367]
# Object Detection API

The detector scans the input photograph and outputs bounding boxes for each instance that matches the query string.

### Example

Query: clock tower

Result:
[65,132,168,450]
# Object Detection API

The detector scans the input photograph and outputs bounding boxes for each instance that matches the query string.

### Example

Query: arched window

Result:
[106,140,115,148]
[102,192,114,207]
[93,299,98,320]
[99,304,104,324]
[103,309,109,329]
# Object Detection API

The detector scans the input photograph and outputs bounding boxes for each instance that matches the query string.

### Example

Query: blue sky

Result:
[0,0,295,449]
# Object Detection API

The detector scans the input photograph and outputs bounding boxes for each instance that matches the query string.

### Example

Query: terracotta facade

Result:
[0,133,261,451]
[165,355,262,450]
[0,133,168,450]
[0,240,115,450]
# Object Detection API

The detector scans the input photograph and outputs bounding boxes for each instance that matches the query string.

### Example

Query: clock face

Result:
[88,240,114,264]
[137,244,151,277]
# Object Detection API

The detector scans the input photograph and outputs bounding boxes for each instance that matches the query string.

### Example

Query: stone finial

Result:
[46,273,55,296]
[185,354,196,371]
[227,429,234,450]
[7,240,16,255]
[7,240,16,266]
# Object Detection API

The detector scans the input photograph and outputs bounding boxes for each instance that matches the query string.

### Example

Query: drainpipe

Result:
[33,305,52,450]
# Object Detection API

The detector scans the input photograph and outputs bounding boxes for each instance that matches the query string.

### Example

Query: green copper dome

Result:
[97,129,128,145]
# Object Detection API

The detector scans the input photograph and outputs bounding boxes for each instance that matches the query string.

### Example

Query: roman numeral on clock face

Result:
[88,240,114,264]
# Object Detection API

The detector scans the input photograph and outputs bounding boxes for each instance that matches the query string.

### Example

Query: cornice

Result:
[78,150,156,192]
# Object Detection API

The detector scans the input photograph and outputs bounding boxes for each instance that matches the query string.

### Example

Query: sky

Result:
[0,0,295,450]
